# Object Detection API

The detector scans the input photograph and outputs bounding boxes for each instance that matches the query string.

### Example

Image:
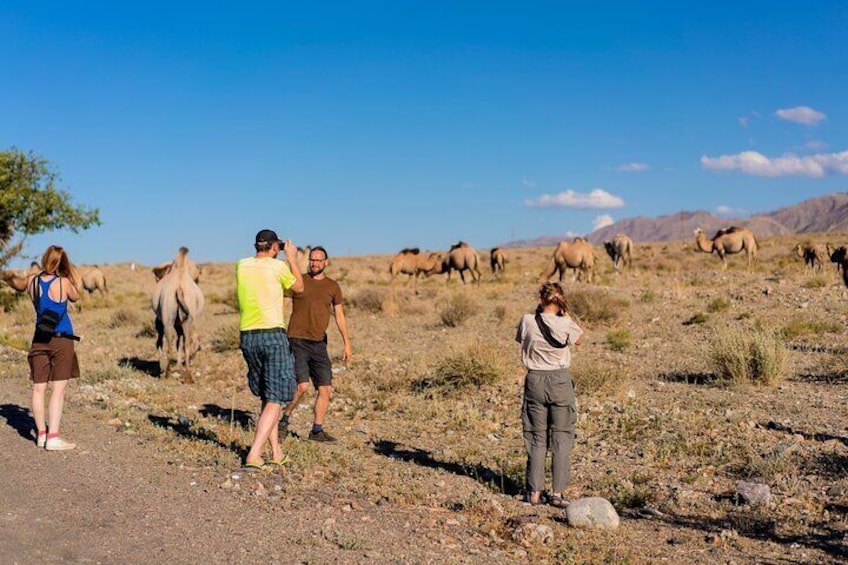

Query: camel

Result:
[693,226,758,270]
[75,266,108,296]
[389,248,445,283]
[153,249,201,283]
[490,248,506,278]
[296,246,312,273]
[0,262,45,292]
[540,237,595,283]
[827,244,847,275]
[443,241,481,284]
[151,247,205,383]
[603,234,634,271]
[795,243,827,272]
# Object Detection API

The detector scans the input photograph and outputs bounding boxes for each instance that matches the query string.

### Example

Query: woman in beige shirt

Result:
[515,283,583,507]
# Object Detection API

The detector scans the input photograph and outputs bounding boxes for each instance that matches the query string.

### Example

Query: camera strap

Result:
[535,312,568,349]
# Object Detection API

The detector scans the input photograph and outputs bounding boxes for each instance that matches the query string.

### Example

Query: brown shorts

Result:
[28,337,80,384]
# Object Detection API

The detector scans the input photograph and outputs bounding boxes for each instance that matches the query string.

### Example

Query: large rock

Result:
[566,497,620,530]
[736,481,772,506]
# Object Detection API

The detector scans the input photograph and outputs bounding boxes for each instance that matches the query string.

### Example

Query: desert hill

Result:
[503,192,848,247]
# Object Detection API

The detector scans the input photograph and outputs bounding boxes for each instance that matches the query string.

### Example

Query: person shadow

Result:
[198,404,253,429]
[147,414,246,459]
[371,439,522,496]
[0,403,35,443]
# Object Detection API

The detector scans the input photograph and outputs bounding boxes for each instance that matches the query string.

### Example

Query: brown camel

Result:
[603,234,634,271]
[296,245,312,273]
[693,227,758,270]
[75,266,108,296]
[151,247,205,383]
[539,237,595,283]
[490,248,506,278]
[389,248,445,283]
[153,249,201,283]
[795,243,827,272]
[443,241,481,284]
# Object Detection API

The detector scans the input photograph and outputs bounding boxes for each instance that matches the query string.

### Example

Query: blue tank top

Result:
[36,276,74,336]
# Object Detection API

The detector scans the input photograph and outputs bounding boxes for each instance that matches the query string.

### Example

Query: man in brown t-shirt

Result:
[280,246,351,442]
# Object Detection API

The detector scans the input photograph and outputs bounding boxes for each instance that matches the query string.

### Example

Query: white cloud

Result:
[804,140,828,151]
[715,205,747,217]
[775,106,826,125]
[522,178,536,188]
[524,189,626,209]
[592,214,615,231]
[701,150,848,178]
[613,162,649,172]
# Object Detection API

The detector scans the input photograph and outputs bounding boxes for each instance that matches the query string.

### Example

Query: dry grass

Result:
[415,339,503,393]
[438,293,479,327]
[709,325,790,385]
[567,288,629,325]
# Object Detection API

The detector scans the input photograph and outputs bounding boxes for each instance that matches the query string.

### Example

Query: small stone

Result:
[826,485,845,497]
[736,482,771,506]
[566,497,620,530]
[220,478,234,489]
[342,504,353,512]
[511,523,554,547]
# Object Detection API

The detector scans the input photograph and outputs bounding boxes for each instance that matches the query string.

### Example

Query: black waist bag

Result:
[535,312,568,349]
[36,308,62,335]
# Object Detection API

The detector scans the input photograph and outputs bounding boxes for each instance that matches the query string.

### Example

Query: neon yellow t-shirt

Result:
[236,257,297,331]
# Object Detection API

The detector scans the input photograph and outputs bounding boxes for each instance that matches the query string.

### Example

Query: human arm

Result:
[333,303,352,363]
[63,276,81,302]
[282,240,304,293]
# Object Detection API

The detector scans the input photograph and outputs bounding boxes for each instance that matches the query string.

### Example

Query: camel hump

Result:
[399,247,420,255]
[449,241,469,251]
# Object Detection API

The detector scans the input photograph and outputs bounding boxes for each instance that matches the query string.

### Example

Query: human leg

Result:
[313,385,332,426]
[522,372,549,497]
[31,382,48,435]
[246,400,281,465]
[547,370,577,495]
[47,379,69,436]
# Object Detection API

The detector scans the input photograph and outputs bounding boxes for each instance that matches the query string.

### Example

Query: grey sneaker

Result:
[308,430,337,442]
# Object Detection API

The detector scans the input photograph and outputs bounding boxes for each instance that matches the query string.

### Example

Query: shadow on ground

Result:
[371,439,522,496]
[199,404,253,429]
[120,357,161,378]
[0,403,34,442]
[148,414,245,458]
[659,372,717,385]
[632,508,848,561]
[761,420,848,447]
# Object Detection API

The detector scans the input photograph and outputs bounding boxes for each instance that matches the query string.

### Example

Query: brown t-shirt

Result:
[287,275,344,341]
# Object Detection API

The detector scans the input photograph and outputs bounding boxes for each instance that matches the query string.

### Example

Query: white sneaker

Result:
[45,436,76,451]
[36,433,47,448]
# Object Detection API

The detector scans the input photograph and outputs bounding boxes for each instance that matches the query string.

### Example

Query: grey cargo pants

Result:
[521,368,576,494]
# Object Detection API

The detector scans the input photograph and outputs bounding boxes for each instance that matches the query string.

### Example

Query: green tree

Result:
[0,148,100,267]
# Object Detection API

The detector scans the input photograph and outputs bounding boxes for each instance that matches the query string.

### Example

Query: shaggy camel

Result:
[603,234,634,271]
[443,241,481,284]
[490,248,506,278]
[827,244,847,275]
[75,266,108,296]
[795,243,827,272]
[389,248,445,283]
[151,247,205,383]
[296,246,312,273]
[0,262,46,292]
[153,250,201,283]
[539,237,596,283]
[693,227,758,270]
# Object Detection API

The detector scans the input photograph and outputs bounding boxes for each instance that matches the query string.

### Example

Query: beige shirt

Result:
[516,313,583,371]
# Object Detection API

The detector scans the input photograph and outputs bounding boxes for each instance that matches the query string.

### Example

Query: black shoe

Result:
[278,418,289,437]
[308,430,337,442]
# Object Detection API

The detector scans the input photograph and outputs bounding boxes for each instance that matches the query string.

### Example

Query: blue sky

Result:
[3,1,847,266]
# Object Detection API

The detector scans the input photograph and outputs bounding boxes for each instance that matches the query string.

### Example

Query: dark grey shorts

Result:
[240,329,295,404]
[289,337,333,388]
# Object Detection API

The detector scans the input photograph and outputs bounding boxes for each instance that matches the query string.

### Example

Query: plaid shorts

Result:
[240,329,295,404]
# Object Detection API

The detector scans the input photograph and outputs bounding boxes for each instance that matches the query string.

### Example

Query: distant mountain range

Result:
[502,192,848,248]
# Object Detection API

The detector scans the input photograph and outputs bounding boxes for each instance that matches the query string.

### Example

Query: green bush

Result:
[683,312,709,325]
[709,326,789,386]
[707,297,730,313]
[802,277,828,289]
[606,328,632,352]
[781,319,842,339]
[0,290,24,313]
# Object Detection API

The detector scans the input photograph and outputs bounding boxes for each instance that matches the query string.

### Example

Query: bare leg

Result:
[266,408,283,462]
[47,379,69,435]
[283,382,311,418]
[246,400,280,465]
[313,385,332,426]
[32,382,48,433]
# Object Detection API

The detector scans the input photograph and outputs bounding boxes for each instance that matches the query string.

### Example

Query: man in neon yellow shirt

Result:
[237,229,303,468]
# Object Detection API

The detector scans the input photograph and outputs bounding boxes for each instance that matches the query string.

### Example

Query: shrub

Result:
[683,312,709,325]
[572,364,628,395]
[349,288,385,314]
[0,290,23,313]
[136,320,157,338]
[567,289,629,325]
[802,277,828,289]
[709,326,790,386]
[707,297,730,313]
[87,363,139,384]
[606,328,632,352]
[0,332,29,351]
[106,308,141,329]
[781,319,842,339]
[439,293,479,327]
[211,324,240,353]
[415,341,501,393]
[493,305,508,322]
[638,290,656,303]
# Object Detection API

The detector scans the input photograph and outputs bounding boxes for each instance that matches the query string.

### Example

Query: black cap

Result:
[255,229,282,246]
